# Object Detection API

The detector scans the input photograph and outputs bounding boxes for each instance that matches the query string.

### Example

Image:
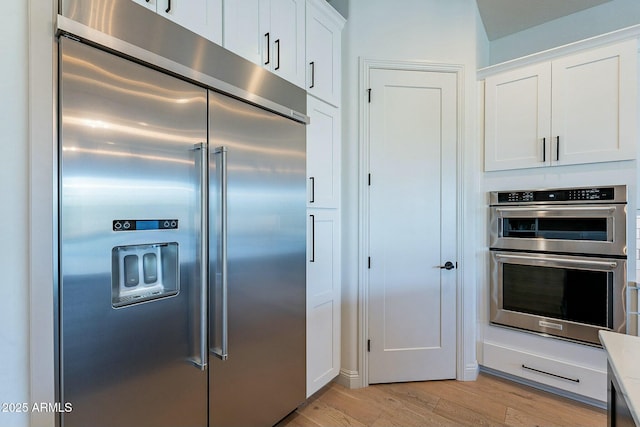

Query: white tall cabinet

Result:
[222,0,306,87]
[130,0,222,44]
[484,39,637,172]
[305,0,344,397]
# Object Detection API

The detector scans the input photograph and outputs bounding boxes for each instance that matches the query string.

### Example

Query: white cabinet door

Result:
[307,209,340,397]
[268,0,305,87]
[307,96,340,208]
[306,0,344,106]
[223,0,264,65]
[484,62,552,171]
[551,40,637,166]
[130,0,222,44]
[223,0,305,87]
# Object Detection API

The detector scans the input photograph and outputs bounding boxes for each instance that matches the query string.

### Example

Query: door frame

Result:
[358,58,469,387]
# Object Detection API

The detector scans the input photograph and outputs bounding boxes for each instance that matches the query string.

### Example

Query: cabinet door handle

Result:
[309,177,315,203]
[310,214,315,263]
[274,39,280,70]
[264,33,270,65]
[165,0,171,13]
[556,136,560,161]
[542,137,546,162]
[310,61,315,88]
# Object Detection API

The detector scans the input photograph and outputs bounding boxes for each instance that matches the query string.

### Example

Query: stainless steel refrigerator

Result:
[58,31,306,427]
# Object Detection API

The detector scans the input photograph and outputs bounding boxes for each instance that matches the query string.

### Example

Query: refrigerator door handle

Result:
[194,142,208,371]
[212,146,229,361]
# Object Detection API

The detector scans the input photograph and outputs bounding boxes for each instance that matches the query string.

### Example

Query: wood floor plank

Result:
[433,398,508,427]
[278,372,606,427]
[409,379,509,423]
[295,398,368,427]
[503,406,566,427]
[315,383,383,425]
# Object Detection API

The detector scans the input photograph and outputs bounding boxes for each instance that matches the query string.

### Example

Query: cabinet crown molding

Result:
[478,24,640,79]
[307,0,346,28]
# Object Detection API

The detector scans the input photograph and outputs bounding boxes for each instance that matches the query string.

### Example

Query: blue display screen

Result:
[136,220,160,230]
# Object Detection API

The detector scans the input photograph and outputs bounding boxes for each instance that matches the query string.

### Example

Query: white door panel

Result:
[368,68,457,384]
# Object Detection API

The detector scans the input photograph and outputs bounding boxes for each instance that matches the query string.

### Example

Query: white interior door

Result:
[367,67,457,384]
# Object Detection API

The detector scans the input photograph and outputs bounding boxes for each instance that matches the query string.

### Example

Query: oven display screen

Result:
[502,264,611,328]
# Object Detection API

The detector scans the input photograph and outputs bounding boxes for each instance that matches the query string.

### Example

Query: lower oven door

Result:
[490,251,626,345]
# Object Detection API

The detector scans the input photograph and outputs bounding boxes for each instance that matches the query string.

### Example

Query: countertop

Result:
[599,330,640,425]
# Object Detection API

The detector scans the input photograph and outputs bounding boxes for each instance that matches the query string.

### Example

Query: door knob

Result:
[439,261,455,270]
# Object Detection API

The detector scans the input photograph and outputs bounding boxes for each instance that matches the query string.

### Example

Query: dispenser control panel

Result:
[113,219,178,231]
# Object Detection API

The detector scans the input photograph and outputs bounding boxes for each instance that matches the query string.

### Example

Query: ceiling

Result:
[477,0,613,41]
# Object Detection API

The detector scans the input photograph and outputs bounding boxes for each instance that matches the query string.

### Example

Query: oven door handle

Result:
[495,206,616,215]
[495,253,618,269]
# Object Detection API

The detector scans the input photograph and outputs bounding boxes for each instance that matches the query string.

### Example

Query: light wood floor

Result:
[277,372,606,427]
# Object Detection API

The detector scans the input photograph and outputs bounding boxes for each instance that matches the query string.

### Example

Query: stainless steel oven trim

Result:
[490,250,626,346]
[489,203,627,256]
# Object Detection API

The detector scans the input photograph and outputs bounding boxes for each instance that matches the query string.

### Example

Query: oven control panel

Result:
[496,187,616,204]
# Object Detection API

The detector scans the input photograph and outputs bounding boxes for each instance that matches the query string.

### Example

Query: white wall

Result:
[341,0,486,385]
[489,0,640,65]
[0,2,30,427]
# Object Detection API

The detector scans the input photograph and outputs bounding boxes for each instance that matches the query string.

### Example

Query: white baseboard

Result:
[336,368,362,389]
[460,360,480,381]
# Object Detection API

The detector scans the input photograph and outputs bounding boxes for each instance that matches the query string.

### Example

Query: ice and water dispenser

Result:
[111,219,180,308]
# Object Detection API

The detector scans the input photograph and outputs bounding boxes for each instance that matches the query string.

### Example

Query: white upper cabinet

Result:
[131,0,222,44]
[484,39,637,172]
[223,0,306,87]
[306,0,345,106]
[484,62,551,171]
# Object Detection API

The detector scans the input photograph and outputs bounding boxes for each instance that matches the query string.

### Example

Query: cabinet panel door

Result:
[158,0,222,43]
[269,0,306,87]
[223,0,264,65]
[484,62,552,171]
[307,209,340,397]
[306,2,343,106]
[552,40,637,166]
[307,96,339,208]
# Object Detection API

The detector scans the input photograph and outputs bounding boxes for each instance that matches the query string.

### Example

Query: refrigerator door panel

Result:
[59,38,207,427]
[208,91,307,427]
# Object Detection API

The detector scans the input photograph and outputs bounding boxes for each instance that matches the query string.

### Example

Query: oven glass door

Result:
[502,261,610,327]
[490,251,625,345]
[490,204,626,256]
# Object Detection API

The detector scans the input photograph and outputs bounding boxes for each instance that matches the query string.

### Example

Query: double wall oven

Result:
[489,186,627,346]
